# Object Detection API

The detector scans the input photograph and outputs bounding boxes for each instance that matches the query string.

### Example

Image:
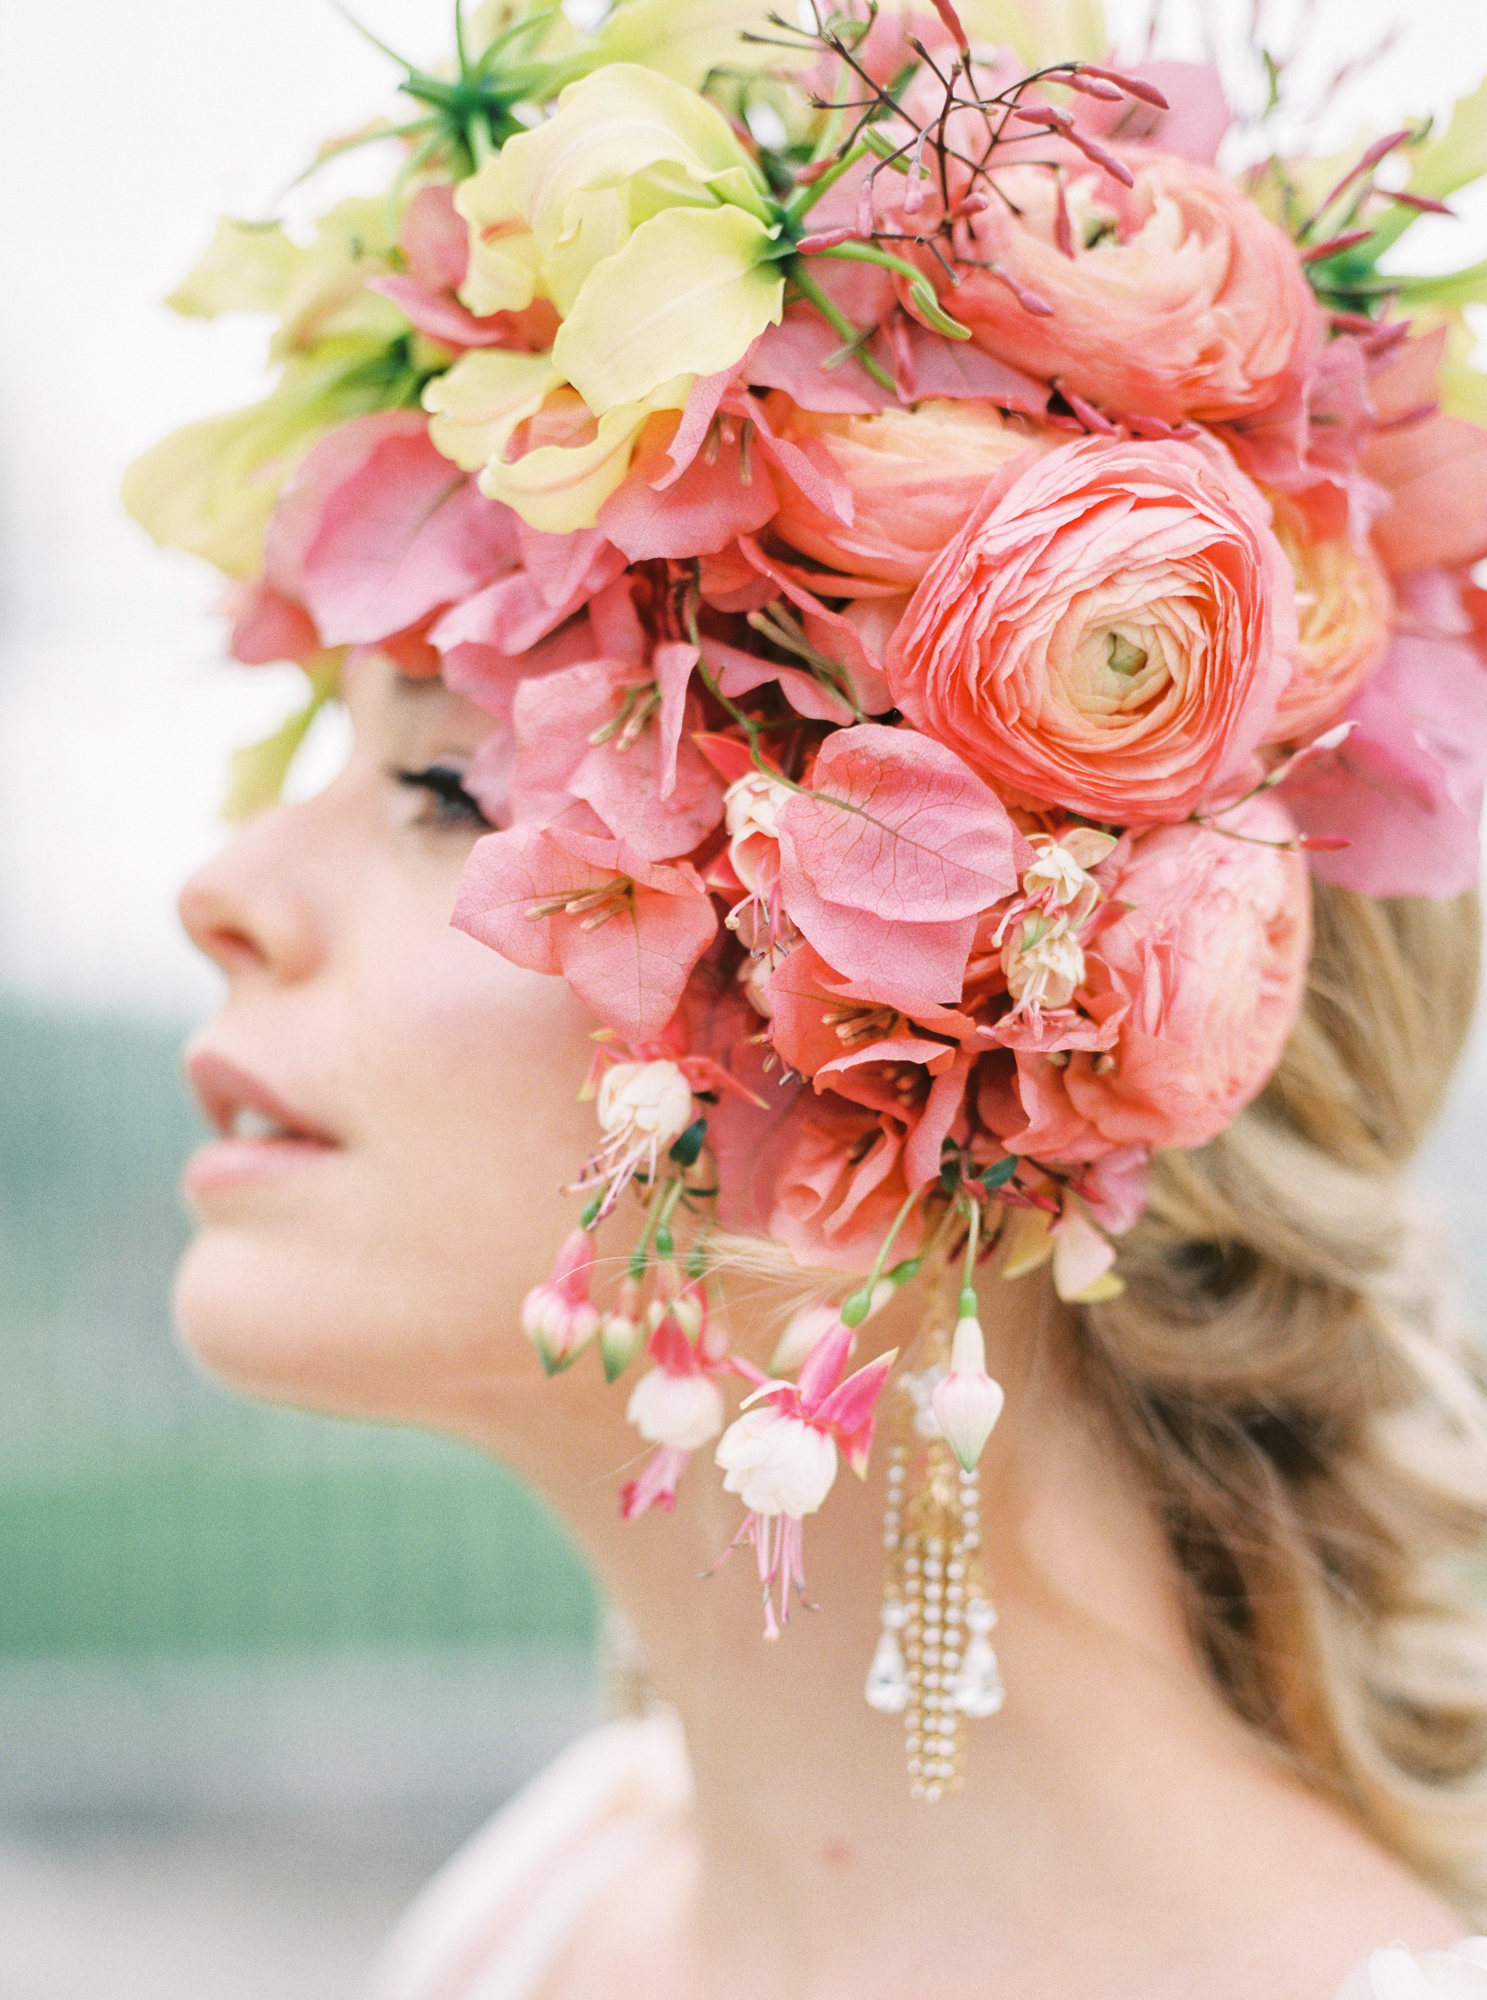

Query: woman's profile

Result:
[125,3,1487,1994]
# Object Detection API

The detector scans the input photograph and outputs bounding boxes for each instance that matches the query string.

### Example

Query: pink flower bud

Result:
[931,1315,1005,1472]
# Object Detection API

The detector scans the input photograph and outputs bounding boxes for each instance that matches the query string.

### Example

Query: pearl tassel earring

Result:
[865,1198,1006,1796]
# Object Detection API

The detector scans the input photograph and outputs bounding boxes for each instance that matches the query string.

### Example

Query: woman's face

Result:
[176,660,603,1436]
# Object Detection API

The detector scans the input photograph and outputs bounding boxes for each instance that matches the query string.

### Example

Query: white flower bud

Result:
[931,1315,1005,1472]
[626,1368,725,1452]
[596,1060,693,1151]
[724,772,795,891]
[715,1408,838,1518]
[1003,916,1086,1012]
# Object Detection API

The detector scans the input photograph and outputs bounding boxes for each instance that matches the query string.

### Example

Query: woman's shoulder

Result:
[362,1709,692,2000]
[1334,1939,1487,1997]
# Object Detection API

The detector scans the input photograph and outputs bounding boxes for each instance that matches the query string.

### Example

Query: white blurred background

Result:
[2,2,1486,1996]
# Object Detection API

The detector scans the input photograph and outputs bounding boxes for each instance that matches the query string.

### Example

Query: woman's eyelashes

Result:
[393,763,495,831]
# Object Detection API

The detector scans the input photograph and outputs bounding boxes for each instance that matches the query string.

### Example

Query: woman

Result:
[130,2,1487,1993]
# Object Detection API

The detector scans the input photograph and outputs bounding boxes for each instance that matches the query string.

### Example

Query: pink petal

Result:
[746,307,893,414]
[648,1314,703,1376]
[811,1348,895,1438]
[779,724,1024,924]
[896,323,1050,413]
[621,1444,689,1520]
[795,1319,853,1410]
[453,825,717,1041]
[400,184,468,293]
[599,413,778,560]
[1283,634,1487,897]
[267,411,520,646]
[227,580,320,666]
[657,363,745,489]
[903,1058,971,1190]
[775,861,975,1008]
[653,641,701,799]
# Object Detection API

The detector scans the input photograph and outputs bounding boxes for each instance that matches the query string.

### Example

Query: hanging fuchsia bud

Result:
[932,1306,1005,1473]
[928,0,971,54]
[627,1365,726,1453]
[600,1277,646,1383]
[521,1229,600,1376]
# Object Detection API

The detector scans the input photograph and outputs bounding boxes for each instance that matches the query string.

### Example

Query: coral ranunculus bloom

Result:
[992,797,1311,1162]
[1266,492,1394,744]
[937,154,1321,426]
[886,434,1295,822]
[765,396,1051,589]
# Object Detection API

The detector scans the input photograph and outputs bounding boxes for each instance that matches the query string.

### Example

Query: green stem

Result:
[783,141,870,224]
[959,1195,981,1321]
[842,1189,922,1325]
[789,265,896,392]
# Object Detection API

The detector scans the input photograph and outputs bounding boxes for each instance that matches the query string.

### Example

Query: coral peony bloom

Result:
[937,154,1320,426]
[765,1090,925,1273]
[766,396,1050,588]
[1266,492,1394,743]
[992,797,1310,1160]
[887,435,1295,821]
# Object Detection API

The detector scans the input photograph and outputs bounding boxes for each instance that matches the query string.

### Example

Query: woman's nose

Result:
[178,807,326,985]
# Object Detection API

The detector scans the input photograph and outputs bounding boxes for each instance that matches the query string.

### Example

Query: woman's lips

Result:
[183,1048,341,1196]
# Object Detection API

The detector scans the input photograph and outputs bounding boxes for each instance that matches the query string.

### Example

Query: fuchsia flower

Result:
[717,1321,897,1637]
[622,1309,726,1520]
[520,1229,600,1374]
[932,1309,1005,1473]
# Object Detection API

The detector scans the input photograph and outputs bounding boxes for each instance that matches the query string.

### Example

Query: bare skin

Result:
[178,659,1465,2000]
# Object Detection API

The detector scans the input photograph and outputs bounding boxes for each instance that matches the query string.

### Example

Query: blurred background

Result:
[2,1,1486,1996]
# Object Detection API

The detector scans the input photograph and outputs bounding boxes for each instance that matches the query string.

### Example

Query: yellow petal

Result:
[269,198,403,361]
[593,0,809,86]
[166,218,299,318]
[122,398,314,578]
[553,203,782,415]
[999,1205,1053,1281]
[455,164,545,316]
[500,63,763,276]
[423,349,564,472]
[480,392,682,534]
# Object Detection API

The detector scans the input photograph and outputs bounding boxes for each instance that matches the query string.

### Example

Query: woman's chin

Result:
[172,1226,414,1422]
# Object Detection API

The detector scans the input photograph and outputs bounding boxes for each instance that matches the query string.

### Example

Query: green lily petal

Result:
[423,349,564,472]
[223,659,340,823]
[553,204,783,415]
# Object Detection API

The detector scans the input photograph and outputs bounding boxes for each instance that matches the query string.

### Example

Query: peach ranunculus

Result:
[1265,491,1394,744]
[930,154,1321,427]
[763,1087,926,1274]
[988,796,1311,1163]
[886,434,1296,822]
[764,396,1051,590]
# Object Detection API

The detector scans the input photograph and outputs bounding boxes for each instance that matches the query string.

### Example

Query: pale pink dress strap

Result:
[1335,1940,1487,1997]
[362,1712,692,2000]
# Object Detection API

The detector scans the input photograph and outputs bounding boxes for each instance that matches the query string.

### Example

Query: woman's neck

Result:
[466,1280,1464,1999]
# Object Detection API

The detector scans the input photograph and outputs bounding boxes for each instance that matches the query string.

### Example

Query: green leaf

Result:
[668,1116,708,1167]
[222,663,339,824]
[979,1156,1019,1192]
[1395,258,1487,310]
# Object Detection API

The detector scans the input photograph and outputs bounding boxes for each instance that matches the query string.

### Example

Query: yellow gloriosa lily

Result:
[436,64,789,531]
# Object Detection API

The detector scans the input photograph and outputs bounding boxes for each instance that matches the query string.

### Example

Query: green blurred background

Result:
[0,995,595,1663]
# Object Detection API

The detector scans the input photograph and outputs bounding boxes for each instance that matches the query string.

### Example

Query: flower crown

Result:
[130,1,1487,1713]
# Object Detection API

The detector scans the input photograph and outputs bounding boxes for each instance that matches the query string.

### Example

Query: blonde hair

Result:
[1081,885,1487,1913]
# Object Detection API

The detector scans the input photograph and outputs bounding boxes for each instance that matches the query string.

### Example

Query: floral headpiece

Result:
[130,0,1487,1790]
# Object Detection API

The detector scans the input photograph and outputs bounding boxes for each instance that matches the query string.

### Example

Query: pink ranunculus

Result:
[930,153,1321,427]
[886,435,1295,822]
[986,797,1311,1161]
[765,396,1052,589]
[1266,490,1394,743]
